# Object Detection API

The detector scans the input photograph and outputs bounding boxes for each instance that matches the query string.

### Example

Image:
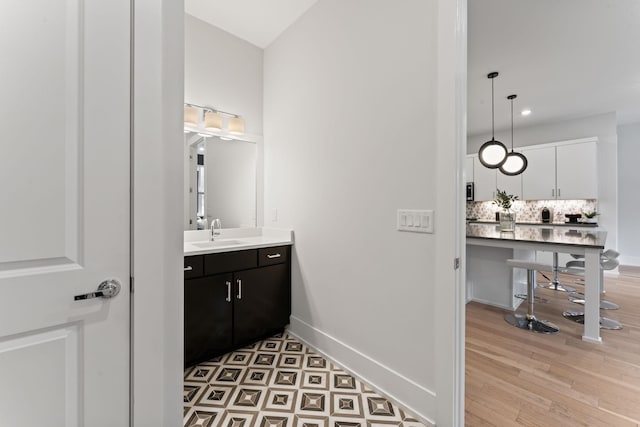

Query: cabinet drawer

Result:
[205,249,257,275]
[258,245,290,266]
[184,255,204,279]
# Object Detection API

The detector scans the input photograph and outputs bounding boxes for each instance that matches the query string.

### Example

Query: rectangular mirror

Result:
[184,134,257,230]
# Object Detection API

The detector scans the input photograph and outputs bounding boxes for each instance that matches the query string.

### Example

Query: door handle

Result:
[226,281,231,302]
[236,279,242,300]
[74,279,121,301]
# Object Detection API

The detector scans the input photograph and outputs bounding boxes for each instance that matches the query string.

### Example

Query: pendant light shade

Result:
[204,110,222,131]
[499,94,528,176]
[184,105,199,127]
[228,116,245,135]
[478,72,508,169]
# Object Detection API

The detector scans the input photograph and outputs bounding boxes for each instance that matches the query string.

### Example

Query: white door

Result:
[521,145,556,200]
[0,1,130,426]
[556,141,598,199]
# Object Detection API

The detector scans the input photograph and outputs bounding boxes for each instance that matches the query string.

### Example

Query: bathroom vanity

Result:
[183,228,293,367]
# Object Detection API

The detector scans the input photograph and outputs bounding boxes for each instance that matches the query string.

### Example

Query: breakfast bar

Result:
[466,223,607,343]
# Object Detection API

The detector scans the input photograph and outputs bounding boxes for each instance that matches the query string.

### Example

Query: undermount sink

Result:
[191,240,244,248]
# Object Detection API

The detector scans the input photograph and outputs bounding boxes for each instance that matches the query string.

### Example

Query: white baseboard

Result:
[288,316,437,426]
[620,255,640,267]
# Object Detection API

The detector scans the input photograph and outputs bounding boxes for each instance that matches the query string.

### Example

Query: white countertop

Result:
[184,227,294,256]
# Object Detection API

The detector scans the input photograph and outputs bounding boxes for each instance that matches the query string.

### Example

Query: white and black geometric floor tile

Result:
[184,333,432,427]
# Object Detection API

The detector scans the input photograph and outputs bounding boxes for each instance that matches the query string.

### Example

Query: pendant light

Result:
[499,94,528,176]
[478,72,508,169]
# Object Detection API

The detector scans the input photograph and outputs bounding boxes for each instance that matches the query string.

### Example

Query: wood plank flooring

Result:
[466,267,640,426]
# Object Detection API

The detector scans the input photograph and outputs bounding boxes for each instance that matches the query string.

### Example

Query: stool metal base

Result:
[515,293,550,304]
[562,311,623,330]
[540,282,577,293]
[567,293,619,310]
[504,313,560,334]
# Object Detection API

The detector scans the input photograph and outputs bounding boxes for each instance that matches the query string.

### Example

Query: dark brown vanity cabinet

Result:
[184,245,291,367]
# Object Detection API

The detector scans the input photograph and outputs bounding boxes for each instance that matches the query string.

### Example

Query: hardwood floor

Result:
[465,268,640,426]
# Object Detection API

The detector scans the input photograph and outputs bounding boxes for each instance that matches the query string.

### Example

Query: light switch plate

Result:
[397,209,434,233]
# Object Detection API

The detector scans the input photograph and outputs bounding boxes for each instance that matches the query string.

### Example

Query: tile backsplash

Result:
[466,199,598,223]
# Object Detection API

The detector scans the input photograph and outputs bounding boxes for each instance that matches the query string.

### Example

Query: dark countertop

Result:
[467,220,598,228]
[466,223,607,249]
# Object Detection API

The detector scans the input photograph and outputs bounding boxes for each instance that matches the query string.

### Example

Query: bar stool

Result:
[561,250,623,330]
[504,259,560,334]
[539,252,576,293]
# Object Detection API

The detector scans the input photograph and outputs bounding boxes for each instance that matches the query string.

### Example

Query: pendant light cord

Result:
[491,77,495,139]
[510,96,514,152]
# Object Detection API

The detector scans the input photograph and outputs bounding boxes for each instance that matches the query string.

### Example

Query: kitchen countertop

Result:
[466,223,606,249]
[467,220,598,228]
[184,227,294,256]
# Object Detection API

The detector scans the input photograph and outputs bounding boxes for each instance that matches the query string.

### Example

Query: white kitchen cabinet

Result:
[465,155,474,184]
[473,156,497,201]
[497,168,523,199]
[521,145,556,200]
[556,141,597,199]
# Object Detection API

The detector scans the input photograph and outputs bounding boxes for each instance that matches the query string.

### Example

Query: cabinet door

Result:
[496,170,522,200]
[473,156,497,201]
[233,264,290,347]
[556,142,597,199]
[184,274,233,367]
[521,146,556,200]
[465,155,474,184]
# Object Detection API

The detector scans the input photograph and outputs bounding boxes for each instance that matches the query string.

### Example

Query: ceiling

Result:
[185,0,318,48]
[468,0,640,136]
[185,0,640,136]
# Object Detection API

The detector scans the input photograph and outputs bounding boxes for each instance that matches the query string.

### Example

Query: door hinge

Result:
[130,276,134,293]
[454,258,460,270]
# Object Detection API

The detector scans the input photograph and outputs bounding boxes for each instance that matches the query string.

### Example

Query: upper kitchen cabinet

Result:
[521,138,598,200]
[521,145,556,200]
[496,169,522,200]
[465,155,474,184]
[556,141,597,200]
[473,155,497,201]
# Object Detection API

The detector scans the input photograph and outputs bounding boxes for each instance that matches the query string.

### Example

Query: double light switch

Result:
[397,209,434,233]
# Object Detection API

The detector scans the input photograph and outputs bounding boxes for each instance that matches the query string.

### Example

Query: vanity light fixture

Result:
[227,116,245,135]
[204,110,222,131]
[478,72,508,169]
[184,103,245,136]
[499,94,528,176]
[184,105,199,126]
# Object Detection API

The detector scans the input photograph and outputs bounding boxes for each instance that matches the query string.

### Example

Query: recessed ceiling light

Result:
[521,109,532,116]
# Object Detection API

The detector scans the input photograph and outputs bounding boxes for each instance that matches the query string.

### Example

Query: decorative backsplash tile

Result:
[466,199,598,223]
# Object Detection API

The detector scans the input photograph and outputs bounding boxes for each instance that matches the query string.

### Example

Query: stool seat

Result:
[505,259,553,271]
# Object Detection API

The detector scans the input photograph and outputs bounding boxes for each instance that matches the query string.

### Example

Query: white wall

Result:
[617,122,640,266]
[133,0,184,425]
[264,0,444,422]
[184,14,264,226]
[467,112,619,254]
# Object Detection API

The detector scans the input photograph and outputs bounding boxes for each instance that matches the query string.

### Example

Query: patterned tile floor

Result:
[183,332,431,427]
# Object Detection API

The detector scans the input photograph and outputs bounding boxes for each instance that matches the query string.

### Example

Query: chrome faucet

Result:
[211,218,222,241]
